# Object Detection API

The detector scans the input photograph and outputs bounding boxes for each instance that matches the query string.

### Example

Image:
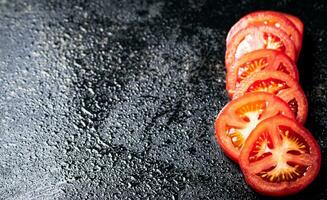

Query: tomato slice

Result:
[239,115,321,196]
[283,13,304,36]
[225,25,297,70]
[214,92,295,162]
[226,11,302,55]
[226,49,299,98]
[233,70,307,124]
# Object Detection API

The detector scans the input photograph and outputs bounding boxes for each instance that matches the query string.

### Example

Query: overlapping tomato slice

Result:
[239,115,321,197]
[215,92,295,162]
[233,70,307,124]
[226,49,299,97]
[216,10,320,197]
[226,11,302,55]
[225,25,297,70]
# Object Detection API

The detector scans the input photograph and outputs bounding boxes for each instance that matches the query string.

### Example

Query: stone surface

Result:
[0,0,326,199]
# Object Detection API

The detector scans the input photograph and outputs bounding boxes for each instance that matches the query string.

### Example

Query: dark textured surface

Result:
[0,0,326,199]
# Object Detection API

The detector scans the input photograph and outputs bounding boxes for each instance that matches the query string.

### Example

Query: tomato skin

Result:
[283,13,304,36]
[226,11,302,55]
[215,92,295,162]
[226,49,299,98]
[239,115,321,197]
[233,70,307,124]
[225,25,297,70]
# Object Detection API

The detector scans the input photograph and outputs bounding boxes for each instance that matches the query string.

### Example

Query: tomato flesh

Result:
[246,78,289,94]
[225,25,297,70]
[233,70,307,124]
[239,115,321,196]
[215,92,295,162]
[226,11,302,55]
[226,49,299,97]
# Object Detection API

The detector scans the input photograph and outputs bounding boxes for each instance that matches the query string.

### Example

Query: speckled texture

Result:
[0,0,326,199]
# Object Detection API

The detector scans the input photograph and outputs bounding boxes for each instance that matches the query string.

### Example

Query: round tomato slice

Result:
[239,115,321,197]
[225,25,297,70]
[214,92,295,162]
[233,70,307,124]
[226,49,299,98]
[226,11,302,55]
[283,13,304,36]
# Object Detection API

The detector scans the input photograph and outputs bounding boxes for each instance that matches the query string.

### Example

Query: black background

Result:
[0,0,326,199]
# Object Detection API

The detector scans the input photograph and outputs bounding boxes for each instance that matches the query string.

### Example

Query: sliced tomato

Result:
[226,11,302,54]
[214,92,295,162]
[239,115,321,196]
[226,49,299,98]
[225,25,297,70]
[283,13,304,36]
[233,70,307,124]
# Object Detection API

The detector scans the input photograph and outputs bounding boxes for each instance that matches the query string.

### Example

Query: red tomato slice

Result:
[226,49,299,98]
[283,13,304,36]
[215,92,295,162]
[226,11,302,55]
[239,115,321,197]
[225,25,297,70]
[233,70,307,124]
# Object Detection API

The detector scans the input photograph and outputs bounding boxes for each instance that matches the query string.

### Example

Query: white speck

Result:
[81,107,93,117]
